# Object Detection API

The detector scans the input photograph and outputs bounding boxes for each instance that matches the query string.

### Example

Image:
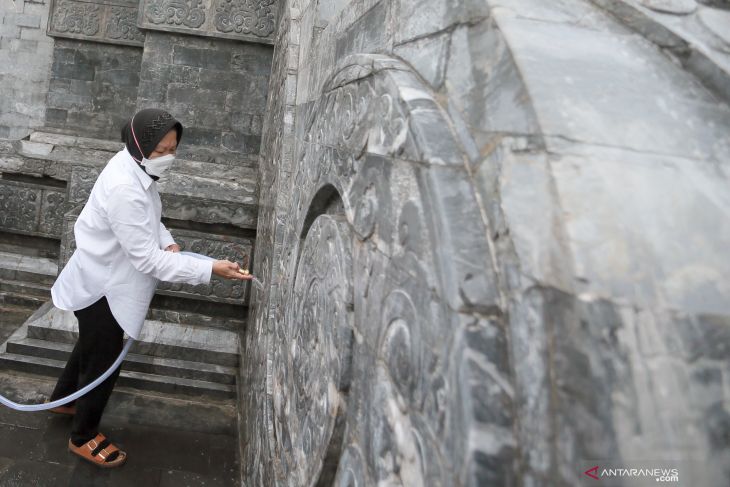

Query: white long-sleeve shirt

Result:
[51,148,213,339]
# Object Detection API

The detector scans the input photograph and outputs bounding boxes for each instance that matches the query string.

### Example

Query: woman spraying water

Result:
[1,109,252,468]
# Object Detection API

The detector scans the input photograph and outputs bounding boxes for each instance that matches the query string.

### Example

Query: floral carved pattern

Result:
[146,0,206,29]
[106,6,145,42]
[213,0,275,38]
[52,0,100,36]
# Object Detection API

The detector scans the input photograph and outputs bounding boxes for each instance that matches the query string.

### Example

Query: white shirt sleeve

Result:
[159,221,176,249]
[107,184,213,285]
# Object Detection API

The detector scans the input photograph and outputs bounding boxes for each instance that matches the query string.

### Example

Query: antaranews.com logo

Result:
[584,465,679,482]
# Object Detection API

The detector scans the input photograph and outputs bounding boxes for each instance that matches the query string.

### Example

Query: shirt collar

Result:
[122,147,154,190]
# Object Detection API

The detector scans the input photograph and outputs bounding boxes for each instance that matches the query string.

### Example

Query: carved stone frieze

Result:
[138,0,276,43]
[0,180,66,239]
[48,0,145,47]
[156,229,255,304]
[106,6,146,42]
[213,0,276,38]
[51,0,101,36]
[144,0,206,28]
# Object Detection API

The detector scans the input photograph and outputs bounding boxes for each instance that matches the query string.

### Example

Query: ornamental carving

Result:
[39,190,67,237]
[48,0,145,46]
[270,215,353,485]
[52,0,100,36]
[106,6,145,42]
[156,232,254,304]
[0,182,41,236]
[138,0,275,43]
[244,54,504,486]
[0,180,67,239]
[145,0,206,28]
[213,0,275,38]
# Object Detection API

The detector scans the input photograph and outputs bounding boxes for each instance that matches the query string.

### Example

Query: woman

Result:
[48,108,250,468]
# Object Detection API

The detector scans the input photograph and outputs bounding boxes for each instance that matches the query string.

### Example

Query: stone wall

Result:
[45,39,143,139]
[0,0,55,139]
[136,32,272,163]
[245,0,730,486]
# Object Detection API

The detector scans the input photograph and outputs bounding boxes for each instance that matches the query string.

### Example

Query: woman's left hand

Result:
[165,244,181,252]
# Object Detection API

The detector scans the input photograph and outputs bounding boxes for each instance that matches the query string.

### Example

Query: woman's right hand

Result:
[212,260,253,280]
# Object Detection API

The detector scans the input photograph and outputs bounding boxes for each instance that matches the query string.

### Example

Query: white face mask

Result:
[141,153,175,178]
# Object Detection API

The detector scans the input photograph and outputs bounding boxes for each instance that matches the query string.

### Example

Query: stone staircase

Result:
[0,131,257,432]
[0,303,238,400]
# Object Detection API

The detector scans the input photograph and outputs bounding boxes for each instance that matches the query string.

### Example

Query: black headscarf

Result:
[120,109,183,179]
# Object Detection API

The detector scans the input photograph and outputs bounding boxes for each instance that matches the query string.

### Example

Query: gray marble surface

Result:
[242,0,730,486]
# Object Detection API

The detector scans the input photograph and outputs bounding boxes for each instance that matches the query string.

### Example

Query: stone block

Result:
[182,127,222,147]
[14,13,41,28]
[335,0,391,59]
[0,23,20,38]
[95,69,140,87]
[44,108,68,124]
[173,46,231,70]
[7,38,38,52]
[393,30,449,89]
[137,80,168,102]
[221,133,260,153]
[167,86,226,110]
[230,47,274,76]
[51,61,95,81]
[18,140,53,158]
[20,26,49,41]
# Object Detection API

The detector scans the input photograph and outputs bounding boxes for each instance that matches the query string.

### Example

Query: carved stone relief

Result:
[269,214,353,485]
[138,0,276,43]
[144,0,206,28]
[156,229,255,304]
[213,0,276,37]
[106,6,146,42]
[245,54,505,486]
[48,0,145,46]
[0,180,66,239]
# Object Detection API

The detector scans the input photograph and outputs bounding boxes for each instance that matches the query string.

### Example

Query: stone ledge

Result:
[25,304,240,367]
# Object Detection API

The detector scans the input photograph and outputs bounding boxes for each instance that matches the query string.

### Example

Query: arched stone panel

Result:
[247,52,511,487]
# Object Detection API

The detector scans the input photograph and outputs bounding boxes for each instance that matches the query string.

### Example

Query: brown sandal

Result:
[68,433,127,468]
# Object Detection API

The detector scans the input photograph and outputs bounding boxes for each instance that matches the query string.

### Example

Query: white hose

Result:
[0,339,134,412]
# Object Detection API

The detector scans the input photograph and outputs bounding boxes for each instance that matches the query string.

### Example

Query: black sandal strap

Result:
[91,439,111,457]
[92,439,121,463]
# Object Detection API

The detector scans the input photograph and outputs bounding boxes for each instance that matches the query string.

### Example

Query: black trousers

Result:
[50,296,124,445]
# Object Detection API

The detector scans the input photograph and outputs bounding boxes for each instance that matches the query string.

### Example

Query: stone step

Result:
[0,369,237,435]
[26,304,240,367]
[147,293,247,331]
[0,352,235,399]
[0,279,50,299]
[6,337,237,385]
[146,304,246,331]
[0,249,57,287]
[0,249,56,308]
[0,281,49,309]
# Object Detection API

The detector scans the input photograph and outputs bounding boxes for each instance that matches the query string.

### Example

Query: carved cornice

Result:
[48,0,145,47]
[138,0,276,44]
